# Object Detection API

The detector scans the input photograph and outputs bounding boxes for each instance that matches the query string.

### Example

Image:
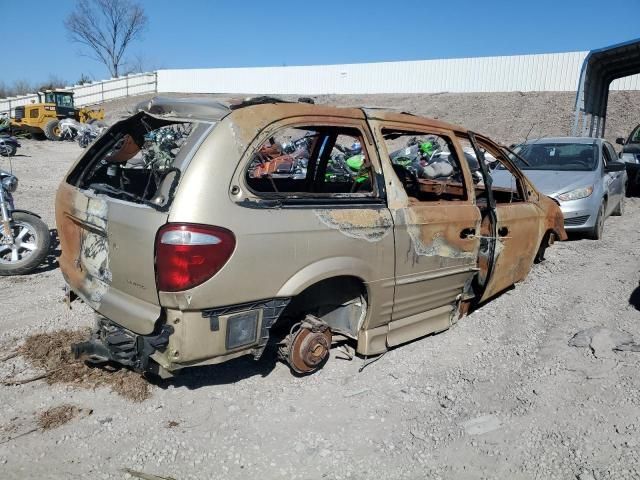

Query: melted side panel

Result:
[56,183,111,310]
[56,182,167,335]
[540,194,568,240]
[480,202,543,301]
[314,208,393,243]
[389,203,480,331]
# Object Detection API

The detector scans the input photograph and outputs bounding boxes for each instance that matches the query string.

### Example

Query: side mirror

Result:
[604,162,626,172]
[616,137,626,145]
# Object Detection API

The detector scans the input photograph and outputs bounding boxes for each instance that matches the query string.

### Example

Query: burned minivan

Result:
[56,97,566,378]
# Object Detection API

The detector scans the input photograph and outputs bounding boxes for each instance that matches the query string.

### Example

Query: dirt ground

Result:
[1,92,640,479]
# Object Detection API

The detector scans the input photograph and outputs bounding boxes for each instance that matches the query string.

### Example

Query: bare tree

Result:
[65,0,148,78]
[38,75,68,92]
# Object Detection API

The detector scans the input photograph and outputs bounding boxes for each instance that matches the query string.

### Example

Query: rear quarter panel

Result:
[162,113,395,328]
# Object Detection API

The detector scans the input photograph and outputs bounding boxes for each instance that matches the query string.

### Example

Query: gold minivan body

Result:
[56,98,566,376]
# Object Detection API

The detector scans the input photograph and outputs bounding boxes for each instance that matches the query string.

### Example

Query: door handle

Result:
[460,227,476,239]
[498,226,509,237]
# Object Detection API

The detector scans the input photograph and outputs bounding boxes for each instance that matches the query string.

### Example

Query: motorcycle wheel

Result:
[0,143,16,157]
[0,212,51,275]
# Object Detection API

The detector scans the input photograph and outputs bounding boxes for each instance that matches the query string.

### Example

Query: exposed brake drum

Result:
[279,315,332,374]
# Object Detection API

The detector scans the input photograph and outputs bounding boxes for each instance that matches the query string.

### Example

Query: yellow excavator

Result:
[10,90,104,140]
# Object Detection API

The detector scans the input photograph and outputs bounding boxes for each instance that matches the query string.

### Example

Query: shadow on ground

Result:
[32,229,60,274]
[629,282,640,311]
[152,347,281,390]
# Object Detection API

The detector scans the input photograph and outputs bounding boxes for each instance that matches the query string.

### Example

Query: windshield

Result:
[510,142,598,171]
[56,94,73,108]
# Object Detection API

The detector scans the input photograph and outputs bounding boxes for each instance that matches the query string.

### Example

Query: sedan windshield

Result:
[510,143,598,171]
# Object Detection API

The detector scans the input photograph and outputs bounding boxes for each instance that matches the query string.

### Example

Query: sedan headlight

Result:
[557,186,593,202]
[1,175,18,193]
[621,153,638,164]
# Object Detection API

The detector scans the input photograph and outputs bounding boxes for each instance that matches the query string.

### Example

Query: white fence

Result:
[157,51,640,95]
[0,72,156,116]
[2,51,640,116]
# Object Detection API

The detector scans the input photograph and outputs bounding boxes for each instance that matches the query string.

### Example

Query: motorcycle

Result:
[0,113,10,134]
[58,118,105,148]
[0,135,20,157]
[0,170,50,275]
[77,122,105,149]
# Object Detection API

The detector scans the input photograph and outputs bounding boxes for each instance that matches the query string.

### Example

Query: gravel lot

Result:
[1,93,639,479]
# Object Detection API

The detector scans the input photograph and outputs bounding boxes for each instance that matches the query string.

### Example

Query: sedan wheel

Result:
[588,201,606,240]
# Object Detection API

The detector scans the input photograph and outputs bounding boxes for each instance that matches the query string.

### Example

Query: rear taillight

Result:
[155,224,235,292]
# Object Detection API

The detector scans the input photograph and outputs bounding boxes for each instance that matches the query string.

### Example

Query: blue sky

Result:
[2,0,639,85]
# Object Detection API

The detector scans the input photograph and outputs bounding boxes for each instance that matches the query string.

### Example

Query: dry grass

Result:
[37,404,88,430]
[18,329,151,402]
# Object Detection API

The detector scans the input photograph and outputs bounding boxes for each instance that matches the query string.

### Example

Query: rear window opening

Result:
[67,112,199,210]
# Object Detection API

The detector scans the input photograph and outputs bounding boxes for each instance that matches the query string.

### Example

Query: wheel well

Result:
[535,229,555,263]
[274,276,368,338]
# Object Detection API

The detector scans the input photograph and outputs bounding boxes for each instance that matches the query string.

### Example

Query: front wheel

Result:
[0,143,16,157]
[43,119,61,141]
[0,212,51,275]
[587,200,606,240]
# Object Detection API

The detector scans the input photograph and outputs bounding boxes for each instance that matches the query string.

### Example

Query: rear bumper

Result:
[72,317,173,373]
[73,298,291,374]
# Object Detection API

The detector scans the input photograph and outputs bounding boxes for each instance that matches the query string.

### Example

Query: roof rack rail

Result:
[229,95,316,110]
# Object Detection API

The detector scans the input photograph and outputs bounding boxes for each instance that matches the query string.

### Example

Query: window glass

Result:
[602,144,612,166]
[631,126,640,143]
[246,126,374,196]
[512,143,598,171]
[604,143,619,163]
[382,130,467,202]
[56,94,74,108]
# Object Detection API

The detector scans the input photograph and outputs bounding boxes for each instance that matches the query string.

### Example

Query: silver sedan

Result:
[492,137,626,239]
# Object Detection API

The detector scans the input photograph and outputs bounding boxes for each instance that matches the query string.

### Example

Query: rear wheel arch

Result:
[274,275,369,339]
[276,256,374,298]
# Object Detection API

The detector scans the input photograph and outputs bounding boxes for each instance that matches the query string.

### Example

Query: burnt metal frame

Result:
[573,38,640,138]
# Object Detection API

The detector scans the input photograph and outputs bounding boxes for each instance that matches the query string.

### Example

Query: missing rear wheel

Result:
[278,315,332,374]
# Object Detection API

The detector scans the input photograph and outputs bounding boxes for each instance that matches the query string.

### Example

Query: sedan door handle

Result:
[460,227,476,239]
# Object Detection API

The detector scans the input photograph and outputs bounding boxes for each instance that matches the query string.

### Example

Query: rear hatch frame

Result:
[57,112,215,334]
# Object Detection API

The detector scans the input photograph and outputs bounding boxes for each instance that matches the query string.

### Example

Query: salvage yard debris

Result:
[37,404,91,430]
[57,97,566,380]
[1,89,640,478]
[123,468,177,480]
[5,329,151,402]
[0,404,92,445]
